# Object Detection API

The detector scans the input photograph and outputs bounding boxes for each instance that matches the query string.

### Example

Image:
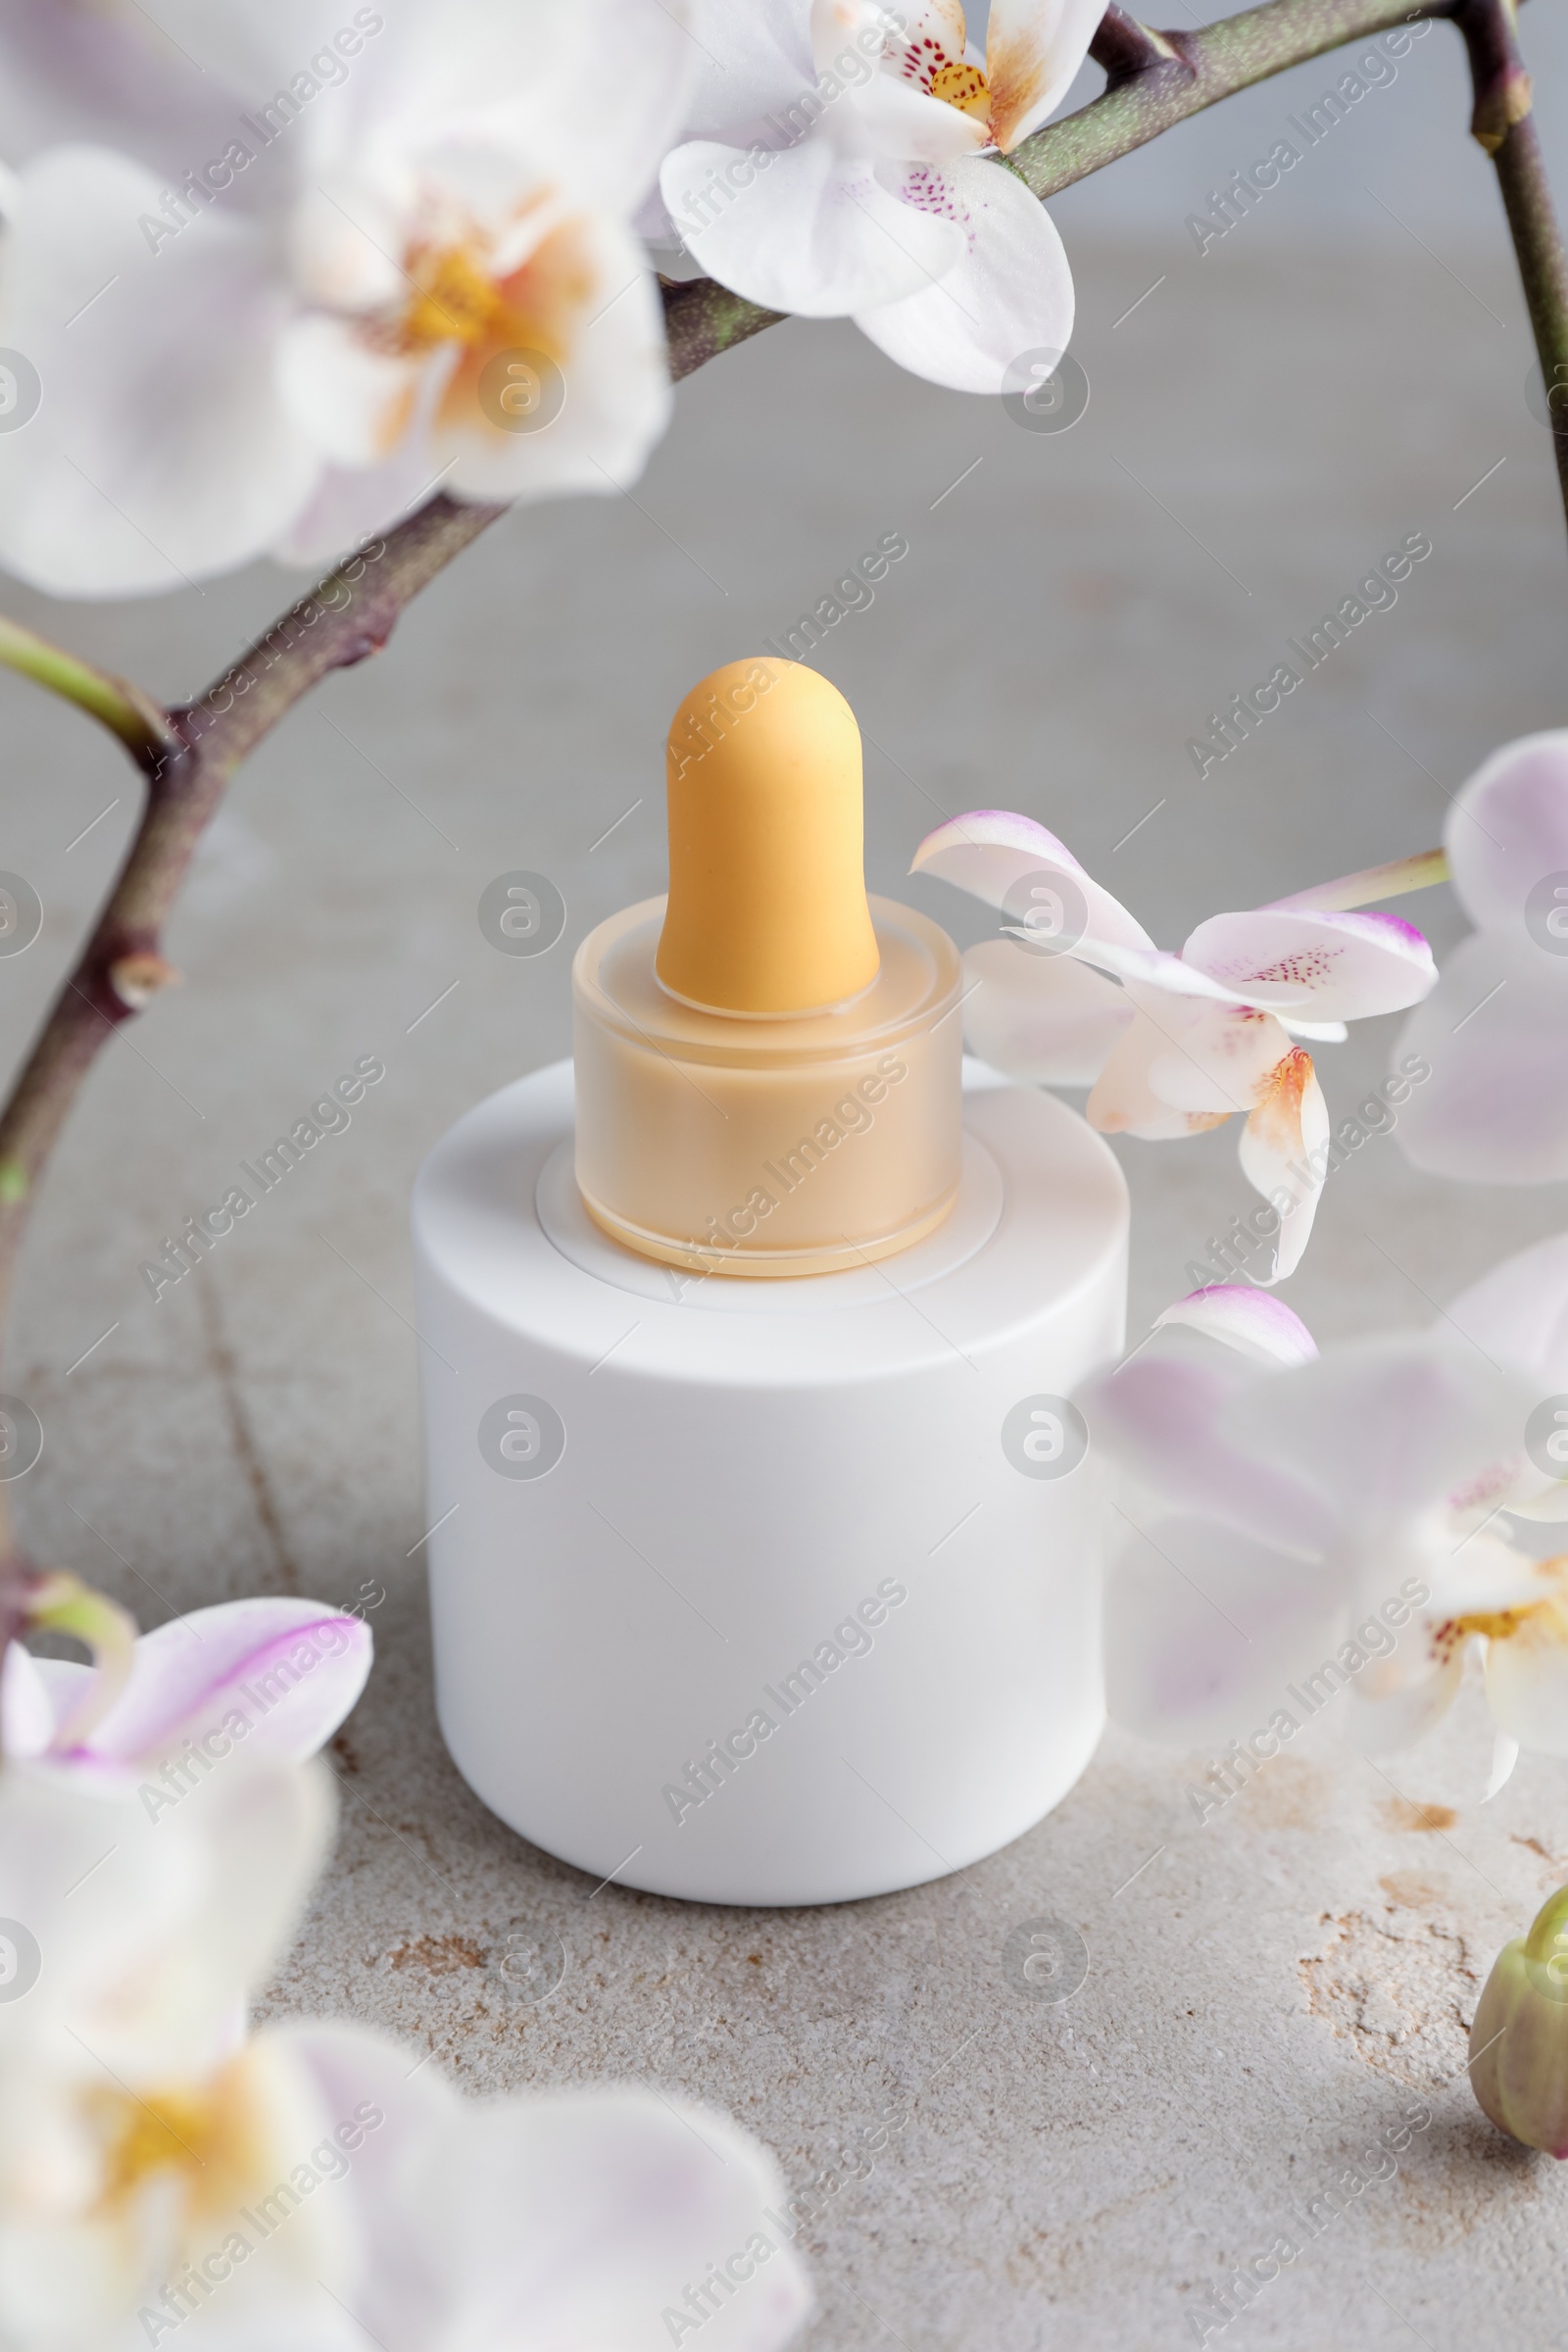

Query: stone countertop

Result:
[3,235,1566,2348]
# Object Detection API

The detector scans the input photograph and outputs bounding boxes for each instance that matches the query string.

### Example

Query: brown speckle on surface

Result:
[386,1934,486,1975]
[1381,1797,1458,1834]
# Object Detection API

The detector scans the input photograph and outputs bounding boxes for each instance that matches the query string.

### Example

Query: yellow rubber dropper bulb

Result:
[656,658,882,1016]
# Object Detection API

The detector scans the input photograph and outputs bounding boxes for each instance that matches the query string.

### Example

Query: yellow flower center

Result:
[96,2087,222,2208]
[400,244,509,353]
[931,58,991,120]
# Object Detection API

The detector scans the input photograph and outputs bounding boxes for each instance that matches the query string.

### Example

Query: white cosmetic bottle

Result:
[414,661,1128,1906]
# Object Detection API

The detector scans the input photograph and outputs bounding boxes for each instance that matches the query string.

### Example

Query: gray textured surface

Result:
[4,193,1568,2349]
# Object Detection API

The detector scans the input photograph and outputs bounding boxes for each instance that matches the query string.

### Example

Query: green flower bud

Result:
[1470,1883,1568,2157]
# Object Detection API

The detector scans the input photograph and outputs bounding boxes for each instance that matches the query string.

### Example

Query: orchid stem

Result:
[1456,0,1568,541]
[1269,847,1450,910]
[0,615,173,760]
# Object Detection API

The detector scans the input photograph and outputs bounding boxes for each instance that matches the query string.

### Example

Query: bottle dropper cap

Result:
[656,659,882,1016]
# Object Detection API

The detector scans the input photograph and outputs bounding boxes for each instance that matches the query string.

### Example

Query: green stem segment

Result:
[1270,847,1450,910]
[0,616,173,760]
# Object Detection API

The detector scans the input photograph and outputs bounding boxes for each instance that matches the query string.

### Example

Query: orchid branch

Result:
[1457,0,1568,532]
[1268,846,1450,909]
[0,614,173,760]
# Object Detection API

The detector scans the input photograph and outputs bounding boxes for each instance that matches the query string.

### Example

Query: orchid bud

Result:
[1469,1883,1568,2156]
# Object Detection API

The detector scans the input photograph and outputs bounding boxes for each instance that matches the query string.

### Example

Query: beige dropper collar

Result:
[655,658,882,1017]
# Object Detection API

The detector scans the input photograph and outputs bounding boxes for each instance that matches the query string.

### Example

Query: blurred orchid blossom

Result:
[1395,729,1568,1181]
[1083,1238,1568,1786]
[658,0,1100,391]
[1,1594,371,1789]
[911,809,1437,1280]
[0,1755,812,2351]
[0,0,693,593]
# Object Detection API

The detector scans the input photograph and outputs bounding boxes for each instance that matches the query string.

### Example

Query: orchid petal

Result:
[1105,1511,1347,1746]
[1155,1286,1319,1368]
[911,808,1153,963]
[1483,1587,1568,1756]
[0,1643,55,1760]
[1444,728,1568,934]
[1222,1335,1540,1537]
[1485,1730,1522,1799]
[853,154,1074,393]
[662,135,962,315]
[1394,932,1568,1184]
[1181,906,1437,1020]
[1446,1228,1568,1388]
[1238,1048,1328,1282]
[1138,996,1296,1117]
[1087,1006,1233,1140]
[1336,1648,1465,1756]
[986,0,1107,150]
[75,1598,370,1772]
[958,939,1131,1085]
[0,147,319,596]
[1083,1351,1331,1555]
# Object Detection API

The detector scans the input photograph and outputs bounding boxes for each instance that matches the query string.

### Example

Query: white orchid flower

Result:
[0,0,694,594]
[911,809,1438,1280]
[658,0,1102,392]
[1082,1239,1568,1788]
[1395,729,1568,1182]
[0,1756,812,2352]
[2,1594,372,1790]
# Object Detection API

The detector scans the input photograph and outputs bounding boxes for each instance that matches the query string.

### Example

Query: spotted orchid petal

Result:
[1181,906,1437,1021]
[912,810,1153,964]
[985,0,1108,151]
[959,939,1132,1084]
[1443,727,1568,934]
[1237,1047,1328,1283]
[854,151,1074,394]
[1154,1286,1319,1368]
[663,135,965,315]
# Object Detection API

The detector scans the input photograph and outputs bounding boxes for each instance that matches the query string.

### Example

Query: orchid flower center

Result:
[96,2085,223,2208]
[931,58,991,120]
[400,243,509,353]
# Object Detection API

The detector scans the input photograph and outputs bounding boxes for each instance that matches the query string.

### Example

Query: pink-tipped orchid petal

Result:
[1237,1048,1328,1284]
[911,809,1153,962]
[0,1642,56,1760]
[1181,906,1438,1021]
[1444,728,1568,934]
[986,0,1107,150]
[1223,1336,1541,1537]
[73,1597,371,1772]
[1084,1352,1330,1556]
[959,939,1131,1085]
[1105,1512,1348,1747]
[1154,1287,1319,1368]
[1394,932,1568,1184]
[853,153,1074,394]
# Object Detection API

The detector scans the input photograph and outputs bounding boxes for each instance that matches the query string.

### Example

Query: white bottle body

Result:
[413,1058,1127,1906]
